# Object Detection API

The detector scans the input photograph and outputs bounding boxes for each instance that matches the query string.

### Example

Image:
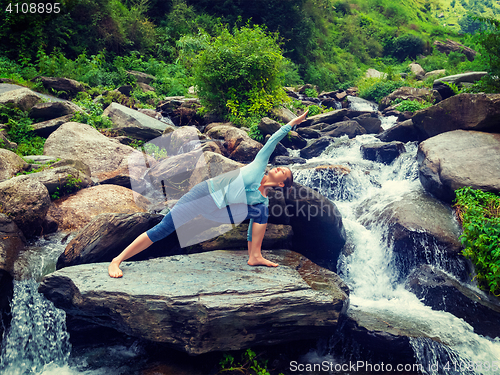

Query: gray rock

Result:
[322,120,367,139]
[270,106,297,124]
[376,119,420,143]
[417,130,500,203]
[0,214,25,274]
[28,165,92,196]
[356,189,468,280]
[352,113,382,134]
[412,93,500,139]
[379,86,441,111]
[127,70,156,84]
[300,137,336,159]
[258,117,281,136]
[0,175,50,237]
[273,156,307,165]
[0,149,28,181]
[39,77,86,97]
[102,102,173,141]
[296,128,321,139]
[409,63,425,79]
[32,114,74,138]
[0,88,43,111]
[29,101,81,121]
[433,40,477,62]
[433,72,488,100]
[360,141,406,164]
[43,122,137,181]
[39,250,349,355]
[406,265,500,339]
[300,109,367,128]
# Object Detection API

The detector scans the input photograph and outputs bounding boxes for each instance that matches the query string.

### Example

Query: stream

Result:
[1,98,500,374]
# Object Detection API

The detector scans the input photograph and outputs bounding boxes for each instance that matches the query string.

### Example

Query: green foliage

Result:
[454,187,500,295]
[0,105,45,156]
[303,88,318,98]
[71,93,113,129]
[218,349,278,375]
[392,98,434,112]
[358,78,405,103]
[193,24,289,119]
[471,16,500,92]
[386,34,425,61]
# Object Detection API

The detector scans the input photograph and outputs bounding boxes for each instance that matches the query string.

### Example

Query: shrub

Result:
[358,79,405,103]
[393,99,433,112]
[192,24,289,122]
[387,34,425,61]
[454,187,500,295]
[0,105,45,156]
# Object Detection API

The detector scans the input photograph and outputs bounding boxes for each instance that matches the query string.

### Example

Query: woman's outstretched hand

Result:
[289,108,309,131]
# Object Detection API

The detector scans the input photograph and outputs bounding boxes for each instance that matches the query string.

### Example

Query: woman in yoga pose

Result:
[108,110,308,278]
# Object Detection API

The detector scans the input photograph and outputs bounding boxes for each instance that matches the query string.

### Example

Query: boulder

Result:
[356,189,468,280]
[433,40,477,62]
[0,88,42,111]
[168,126,203,155]
[0,176,51,237]
[365,68,386,79]
[146,150,206,200]
[300,137,336,159]
[0,214,26,274]
[407,265,500,339]
[39,77,86,97]
[360,141,406,164]
[56,212,172,269]
[127,70,156,84]
[279,130,307,149]
[32,114,74,138]
[258,117,281,136]
[322,120,366,139]
[300,109,367,128]
[27,164,92,197]
[28,101,81,121]
[412,93,500,139]
[270,106,297,124]
[283,183,346,270]
[424,69,446,80]
[417,130,500,203]
[229,139,264,162]
[43,122,137,181]
[102,102,173,141]
[379,87,441,111]
[0,269,13,343]
[296,127,321,139]
[433,72,488,100]
[0,128,17,150]
[47,185,150,231]
[188,151,244,190]
[409,63,425,79]
[39,249,349,355]
[0,149,28,181]
[376,119,420,143]
[273,156,307,165]
[352,113,382,134]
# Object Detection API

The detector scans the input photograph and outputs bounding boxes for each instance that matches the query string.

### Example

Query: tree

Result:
[192,24,288,122]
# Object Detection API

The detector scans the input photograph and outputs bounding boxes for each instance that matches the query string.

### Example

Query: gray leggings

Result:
[146,181,268,243]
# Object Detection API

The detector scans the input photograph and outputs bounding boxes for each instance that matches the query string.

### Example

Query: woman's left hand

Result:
[289,109,309,131]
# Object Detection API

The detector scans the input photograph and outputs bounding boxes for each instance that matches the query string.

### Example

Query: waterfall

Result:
[292,133,500,374]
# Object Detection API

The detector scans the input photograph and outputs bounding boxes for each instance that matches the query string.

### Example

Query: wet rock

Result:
[0,175,50,237]
[0,214,25,274]
[300,136,336,159]
[412,93,500,139]
[0,270,13,343]
[47,185,150,231]
[360,141,406,164]
[43,122,138,181]
[406,265,500,339]
[433,72,489,100]
[102,102,173,141]
[417,130,500,203]
[0,149,28,181]
[0,87,42,111]
[352,113,382,134]
[29,101,81,121]
[296,127,321,139]
[300,109,367,128]
[357,189,468,280]
[284,183,346,270]
[273,156,307,165]
[39,249,349,355]
[376,119,420,143]
[321,120,366,139]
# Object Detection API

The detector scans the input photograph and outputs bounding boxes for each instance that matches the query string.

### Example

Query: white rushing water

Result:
[293,131,500,374]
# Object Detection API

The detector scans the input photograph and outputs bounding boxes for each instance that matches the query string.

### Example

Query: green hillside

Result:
[434,0,500,32]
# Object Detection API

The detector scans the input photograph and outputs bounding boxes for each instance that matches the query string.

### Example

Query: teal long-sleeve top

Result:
[207,123,292,241]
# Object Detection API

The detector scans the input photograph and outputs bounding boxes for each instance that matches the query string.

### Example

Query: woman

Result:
[108,109,308,278]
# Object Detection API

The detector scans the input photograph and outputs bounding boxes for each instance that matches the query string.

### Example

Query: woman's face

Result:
[268,167,292,186]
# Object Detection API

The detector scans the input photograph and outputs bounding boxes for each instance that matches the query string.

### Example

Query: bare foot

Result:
[248,256,278,267]
[108,260,123,278]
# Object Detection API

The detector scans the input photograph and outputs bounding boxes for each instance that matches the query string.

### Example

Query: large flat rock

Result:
[39,250,349,355]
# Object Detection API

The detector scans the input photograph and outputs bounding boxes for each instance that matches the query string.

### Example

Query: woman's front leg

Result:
[247,222,278,267]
